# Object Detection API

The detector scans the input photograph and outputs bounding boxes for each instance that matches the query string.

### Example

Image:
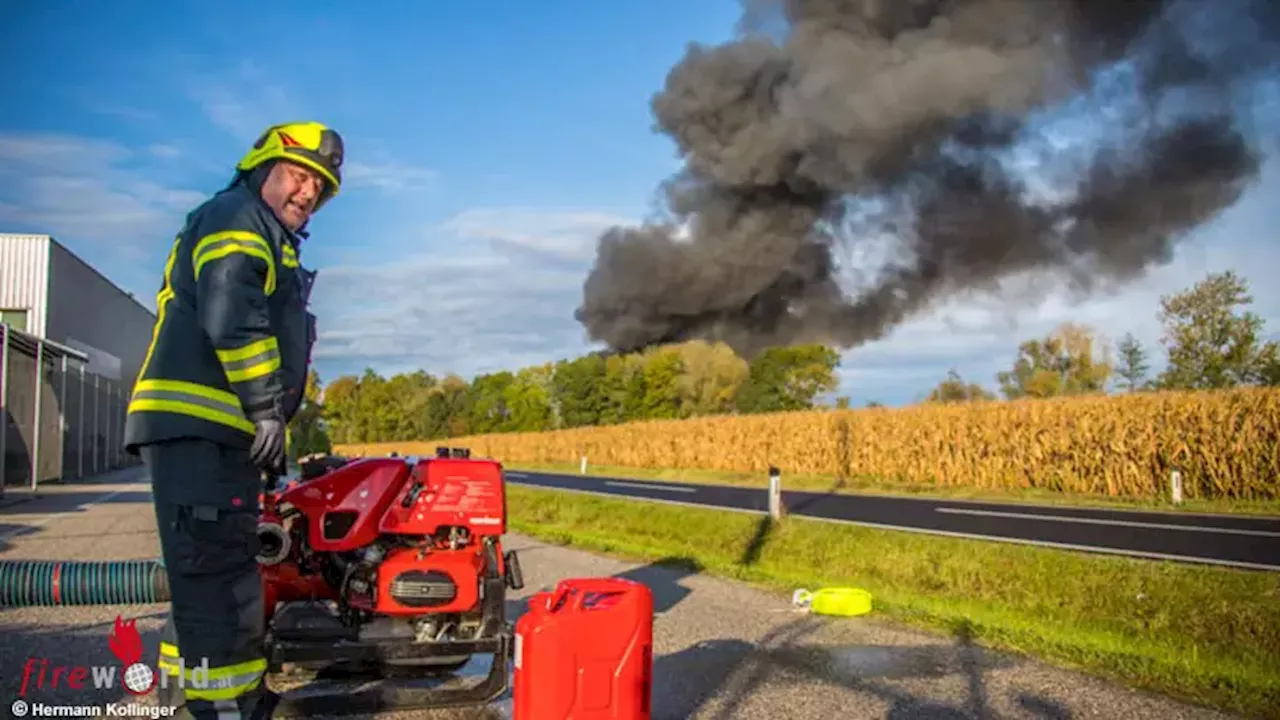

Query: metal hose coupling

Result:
[256,521,292,565]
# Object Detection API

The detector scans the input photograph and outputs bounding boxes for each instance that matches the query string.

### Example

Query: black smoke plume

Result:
[574,0,1280,358]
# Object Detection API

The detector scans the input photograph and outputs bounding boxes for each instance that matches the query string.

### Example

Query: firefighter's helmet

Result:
[237,121,344,209]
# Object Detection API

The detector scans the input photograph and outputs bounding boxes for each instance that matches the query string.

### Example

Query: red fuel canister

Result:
[513,577,654,720]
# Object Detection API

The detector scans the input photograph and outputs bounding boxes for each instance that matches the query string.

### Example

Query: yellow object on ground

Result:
[792,587,873,617]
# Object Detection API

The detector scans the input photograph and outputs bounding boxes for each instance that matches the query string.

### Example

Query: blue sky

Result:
[2,1,1277,407]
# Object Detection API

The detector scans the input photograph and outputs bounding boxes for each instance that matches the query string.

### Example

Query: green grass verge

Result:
[504,461,1280,517]
[506,484,1280,719]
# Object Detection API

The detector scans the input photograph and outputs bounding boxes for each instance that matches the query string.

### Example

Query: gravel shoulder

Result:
[0,474,1239,719]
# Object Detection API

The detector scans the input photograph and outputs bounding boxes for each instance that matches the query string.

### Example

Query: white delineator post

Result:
[580,456,588,475]
[768,465,782,521]
[1170,469,1183,505]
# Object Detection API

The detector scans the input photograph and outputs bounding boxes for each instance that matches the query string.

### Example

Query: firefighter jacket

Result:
[123,181,318,455]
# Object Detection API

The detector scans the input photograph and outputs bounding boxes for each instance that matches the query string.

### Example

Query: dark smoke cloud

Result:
[574,0,1280,358]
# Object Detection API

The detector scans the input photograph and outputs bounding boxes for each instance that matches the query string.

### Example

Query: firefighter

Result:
[122,121,343,719]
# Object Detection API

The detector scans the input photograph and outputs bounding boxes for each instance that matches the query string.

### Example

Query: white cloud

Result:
[183,60,438,194]
[343,161,438,191]
[185,60,298,144]
[442,208,635,263]
[87,104,157,123]
[0,132,207,256]
[148,144,182,159]
[308,208,635,379]
[0,134,130,171]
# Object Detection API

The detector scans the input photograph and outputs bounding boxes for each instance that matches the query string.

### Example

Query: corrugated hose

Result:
[0,559,170,606]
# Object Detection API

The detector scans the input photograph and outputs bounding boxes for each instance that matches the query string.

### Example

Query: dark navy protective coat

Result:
[123,180,317,455]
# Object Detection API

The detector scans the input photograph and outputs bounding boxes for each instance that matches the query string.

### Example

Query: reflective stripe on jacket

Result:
[123,181,317,454]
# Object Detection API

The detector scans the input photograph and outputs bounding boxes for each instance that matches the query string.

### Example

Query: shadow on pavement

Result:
[0,490,153,517]
[0,486,156,555]
[611,556,697,614]
[651,616,1074,720]
[503,555,698,627]
[0,471,153,556]
[1016,692,1074,720]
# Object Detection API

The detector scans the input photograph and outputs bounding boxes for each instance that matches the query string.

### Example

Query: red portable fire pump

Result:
[256,447,522,716]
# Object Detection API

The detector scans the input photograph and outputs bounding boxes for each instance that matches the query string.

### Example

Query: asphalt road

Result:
[0,470,1240,719]
[503,470,1280,572]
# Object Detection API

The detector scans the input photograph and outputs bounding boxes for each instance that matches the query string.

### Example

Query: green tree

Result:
[734,344,840,413]
[1263,355,1280,386]
[387,370,438,440]
[674,340,748,417]
[597,355,634,425]
[997,323,1113,399]
[351,369,393,441]
[927,369,995,403]
[468,371,515,434]
[620,354,649,421]
[1153,270,1280,389]
[288,369,332,458]
[318,374,359,443]
[552,355,609,427]
[445,374,475,435]
[504,364,554,431]
[639,346,684,419]
[1113,332,1150,392]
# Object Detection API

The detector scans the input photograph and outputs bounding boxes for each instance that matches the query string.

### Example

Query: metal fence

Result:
[1,321,139,491]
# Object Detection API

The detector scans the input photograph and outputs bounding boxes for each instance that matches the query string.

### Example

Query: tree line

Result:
[924,270,1279,403]
[288,343,842,454]
[288,269,1280,456]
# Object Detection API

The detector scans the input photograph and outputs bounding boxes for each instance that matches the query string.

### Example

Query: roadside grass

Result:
[506,484,1280,720]
[503,461,1280,517]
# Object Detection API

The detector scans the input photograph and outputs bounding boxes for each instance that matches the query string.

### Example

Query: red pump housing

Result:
[252,449,522,716]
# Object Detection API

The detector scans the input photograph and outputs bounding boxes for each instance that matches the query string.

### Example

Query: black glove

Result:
[250,418,287,475]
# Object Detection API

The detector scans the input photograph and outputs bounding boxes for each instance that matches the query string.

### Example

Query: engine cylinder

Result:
[256,522,291,565]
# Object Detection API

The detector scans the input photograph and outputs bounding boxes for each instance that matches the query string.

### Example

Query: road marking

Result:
[935,507,1280,537]
[505,481,1280,572]
[807,514,1280,571]
[508,472,698,495]
[505,483,772,519]
[0,489,127,540]
[604,480,697,494]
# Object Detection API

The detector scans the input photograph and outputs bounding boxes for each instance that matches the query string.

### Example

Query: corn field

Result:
[335,387,1280,501]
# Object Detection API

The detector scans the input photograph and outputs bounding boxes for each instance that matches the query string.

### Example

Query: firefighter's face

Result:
[261,161,325,231]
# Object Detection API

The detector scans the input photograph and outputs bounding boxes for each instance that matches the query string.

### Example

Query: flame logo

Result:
[107,615,143,667]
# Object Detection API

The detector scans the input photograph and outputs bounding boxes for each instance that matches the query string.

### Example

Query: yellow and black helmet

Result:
[237,121,344,209]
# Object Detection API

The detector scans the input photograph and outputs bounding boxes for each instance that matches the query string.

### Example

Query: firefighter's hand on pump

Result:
[251,417,287,476]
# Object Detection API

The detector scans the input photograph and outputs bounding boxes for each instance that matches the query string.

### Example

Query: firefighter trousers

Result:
[140,438,278,720]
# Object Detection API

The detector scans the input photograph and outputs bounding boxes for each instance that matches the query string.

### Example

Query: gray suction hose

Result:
[0,559,170,607]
